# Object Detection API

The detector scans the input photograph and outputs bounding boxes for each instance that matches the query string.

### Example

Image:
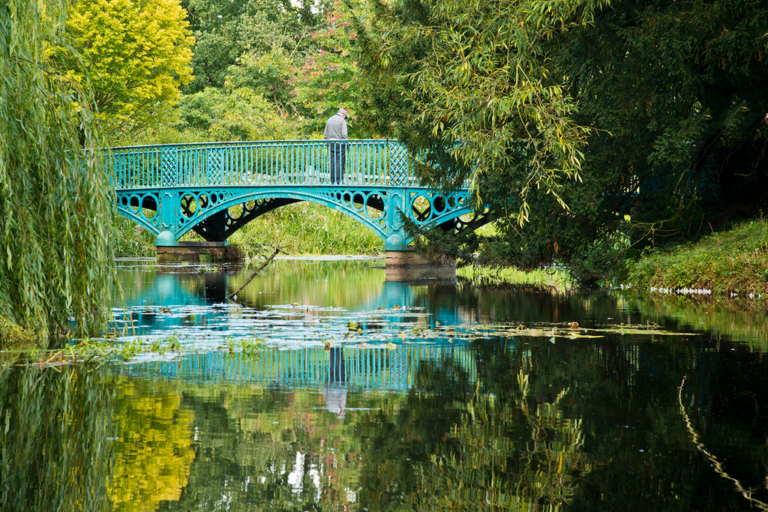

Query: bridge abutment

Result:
[384,248,455,281]
[156,242,243,263]
[156,231,242,263]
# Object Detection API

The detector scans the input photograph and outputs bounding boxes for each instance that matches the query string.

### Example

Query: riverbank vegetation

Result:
[228,203,383,257]
[353,0,768,286]
[627,218,768,296]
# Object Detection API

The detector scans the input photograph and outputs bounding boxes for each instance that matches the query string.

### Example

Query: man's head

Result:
[337,108,348,119]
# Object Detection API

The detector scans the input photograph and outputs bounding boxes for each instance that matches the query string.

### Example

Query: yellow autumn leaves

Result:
[64,0,195,132]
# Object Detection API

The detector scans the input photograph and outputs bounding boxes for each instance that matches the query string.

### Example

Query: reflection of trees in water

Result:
[0,364,114,512]
[411,283,629,327]
[351,337,768,511]
[629,295,768,349]
[117,266,231,305]
[116,259,386,311]
[166,382,376,511]
[679,377,768,511]
[354,345,590,511]
[110,379,195,512]
[232,259,386,310]
[115,333,768,511]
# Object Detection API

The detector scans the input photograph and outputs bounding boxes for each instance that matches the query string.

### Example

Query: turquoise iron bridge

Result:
[110,139,486,251]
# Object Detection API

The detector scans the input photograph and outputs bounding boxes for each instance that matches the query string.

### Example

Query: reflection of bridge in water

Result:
[119,269,462,335]
[121,344,478,391]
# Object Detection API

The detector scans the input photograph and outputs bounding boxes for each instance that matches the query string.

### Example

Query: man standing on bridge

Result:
[324,108,348,184]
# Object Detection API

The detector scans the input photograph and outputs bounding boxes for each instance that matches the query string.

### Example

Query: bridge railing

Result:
[110,139,421,190]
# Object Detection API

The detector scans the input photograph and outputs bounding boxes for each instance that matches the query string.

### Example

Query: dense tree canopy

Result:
[353,0,768,283]
[502,0,768,282]
[181,0,328,93]
[0,0,115,346]
[121,0,374,145]
[355,0,610,217]
[560,0,768,243]
[65,0,195,133]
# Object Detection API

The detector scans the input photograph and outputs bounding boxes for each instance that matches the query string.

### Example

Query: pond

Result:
[2,258,768,511]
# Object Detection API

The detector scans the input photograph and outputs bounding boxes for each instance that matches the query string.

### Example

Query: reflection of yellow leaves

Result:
[109,380,195,512]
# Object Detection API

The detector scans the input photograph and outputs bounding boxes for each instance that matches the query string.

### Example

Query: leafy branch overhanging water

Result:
[0,0,116,348]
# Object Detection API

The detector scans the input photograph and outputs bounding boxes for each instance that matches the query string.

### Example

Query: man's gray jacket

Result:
[324,114,348,140]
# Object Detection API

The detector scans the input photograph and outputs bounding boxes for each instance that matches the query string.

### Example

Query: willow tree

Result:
[355,0,610,221]
[0,0,115,347]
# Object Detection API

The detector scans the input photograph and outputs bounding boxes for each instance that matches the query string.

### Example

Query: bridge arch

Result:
[175,189,389,242]
[116,192,161,236]
[115,187,489,246]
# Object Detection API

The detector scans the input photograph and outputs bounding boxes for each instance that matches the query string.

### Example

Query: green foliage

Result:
[557,0,768,244]
[0,0,116,347]
[64,0,194,133]
[0,365,114,511]
[182,0,328,93]
[116,0,374,146]
[355,0,609,217]
[112,86,296,146]
[227,48,297,115]
[287,0,375,135]
[112,215,156,257]
[351,0,622,284]
[224,336,264,361]
[627,218,768,295]
[355,0,768,285]
[176,87,293,141]
[229,202,384,257]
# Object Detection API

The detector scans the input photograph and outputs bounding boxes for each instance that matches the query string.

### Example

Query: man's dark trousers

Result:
[329,141,347,184]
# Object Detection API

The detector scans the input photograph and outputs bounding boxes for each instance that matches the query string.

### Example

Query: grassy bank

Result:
[113,215,156,257]
[626,218,768,296]
[228,202,383,257]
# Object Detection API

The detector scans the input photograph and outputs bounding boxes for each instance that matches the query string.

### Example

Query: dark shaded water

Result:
[2,259,768,511]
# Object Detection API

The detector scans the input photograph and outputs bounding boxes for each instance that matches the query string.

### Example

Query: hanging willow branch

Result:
[678,377,768,511]
[0,0,116,348]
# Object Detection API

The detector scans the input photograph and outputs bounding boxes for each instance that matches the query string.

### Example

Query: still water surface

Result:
[3,259,768,511]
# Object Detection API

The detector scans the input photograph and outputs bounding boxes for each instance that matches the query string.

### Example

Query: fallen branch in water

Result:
[227,246,282,300]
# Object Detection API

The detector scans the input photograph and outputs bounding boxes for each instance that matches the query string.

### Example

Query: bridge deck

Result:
[111,139,436,189]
